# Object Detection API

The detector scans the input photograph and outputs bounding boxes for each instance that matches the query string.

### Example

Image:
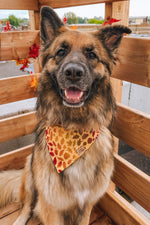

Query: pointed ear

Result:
[98,25,131,52]
[40,6,66,43]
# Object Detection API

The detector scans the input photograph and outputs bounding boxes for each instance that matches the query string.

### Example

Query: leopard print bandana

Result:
[46,125,100,173]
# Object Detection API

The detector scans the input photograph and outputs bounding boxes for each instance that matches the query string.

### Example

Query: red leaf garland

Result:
[16,43,39,71]
[29,43,40,59]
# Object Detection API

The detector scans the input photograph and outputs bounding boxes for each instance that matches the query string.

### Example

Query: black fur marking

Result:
[42,54,52,67]
[30,188,38,214]
[40,6,64,43]
[62,207,85,225]
[94,164,101,177]
[99,59,111,75]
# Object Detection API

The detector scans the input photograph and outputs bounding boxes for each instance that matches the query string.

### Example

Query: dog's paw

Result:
[12,216,28,225]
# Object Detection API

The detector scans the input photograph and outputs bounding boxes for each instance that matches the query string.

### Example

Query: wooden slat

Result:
[0,203,20,219]
[0,74,40,105]
[0,31,40,61]
[113,154,150,212]
[99,191,150,225]
[0,145,33,171]
[112,37,150,87]
[89,205,104,224]
[0,0,39,10]
[29,10,40,30]
[39,0,128,9]
[111,103,150,158]
[0,112,37,143]
[1,34,150,87]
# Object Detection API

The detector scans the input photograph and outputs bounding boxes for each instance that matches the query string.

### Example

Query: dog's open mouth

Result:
[61,87,89,107]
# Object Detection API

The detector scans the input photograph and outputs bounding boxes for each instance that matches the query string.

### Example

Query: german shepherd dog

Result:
[0,7,131,225]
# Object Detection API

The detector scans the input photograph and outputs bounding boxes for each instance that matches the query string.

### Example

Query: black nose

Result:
[64,63,85,81]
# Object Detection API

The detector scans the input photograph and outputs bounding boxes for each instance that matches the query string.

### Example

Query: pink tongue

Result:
[65,88,83,100]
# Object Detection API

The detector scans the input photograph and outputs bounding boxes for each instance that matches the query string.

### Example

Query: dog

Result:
[0,7,131,225]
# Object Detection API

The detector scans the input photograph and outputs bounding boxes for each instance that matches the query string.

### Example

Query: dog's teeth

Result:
[79,92,83,98]
[65,90,67,98]
[64,89,83,102]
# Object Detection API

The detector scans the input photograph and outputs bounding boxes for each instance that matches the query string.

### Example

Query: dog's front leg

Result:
[77,204,93,225]
[62,204,93,225]
[38,193,63,225]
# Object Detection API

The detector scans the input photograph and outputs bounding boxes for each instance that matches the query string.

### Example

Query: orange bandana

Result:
[46,126,100,173]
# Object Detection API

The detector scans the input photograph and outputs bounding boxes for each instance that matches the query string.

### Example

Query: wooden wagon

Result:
[0,0,150,224]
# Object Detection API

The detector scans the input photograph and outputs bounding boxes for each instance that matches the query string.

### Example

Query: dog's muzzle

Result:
[59,63,90,108]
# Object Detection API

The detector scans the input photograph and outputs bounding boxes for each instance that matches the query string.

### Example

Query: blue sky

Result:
[0,0,150,20]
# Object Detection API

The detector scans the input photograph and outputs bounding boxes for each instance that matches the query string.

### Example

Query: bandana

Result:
[46,125,100,173]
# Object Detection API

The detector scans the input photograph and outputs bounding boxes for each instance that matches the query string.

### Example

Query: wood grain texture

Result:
[113,154,150,212]
[29,10,40,30]
[99,191,150,225]
[0,0,39,10]
[0,112,37,143]
[0,74,40,105]
[39,0,128,9]
[112,0,129,26]
[111,37,150,87]
[105,3,112,20]
[0,203,20,219]
[111,103,150,157]
[0,31,40,61]
[0,145,33,171]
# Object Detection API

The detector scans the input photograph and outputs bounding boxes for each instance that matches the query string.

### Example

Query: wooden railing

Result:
[0,0,150,224]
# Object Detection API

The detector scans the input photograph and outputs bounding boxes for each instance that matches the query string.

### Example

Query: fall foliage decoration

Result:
[30,75,39,91]
[102,16,121,26]
[16,43,40,71]
[70,25,77,30]
[4,21,11,31]
[29,43,40,59]
[16,58,31,71]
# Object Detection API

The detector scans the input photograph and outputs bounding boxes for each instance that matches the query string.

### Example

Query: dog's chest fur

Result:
[33,126,113,212]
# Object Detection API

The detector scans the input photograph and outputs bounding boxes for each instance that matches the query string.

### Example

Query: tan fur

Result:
[0,170,22,208]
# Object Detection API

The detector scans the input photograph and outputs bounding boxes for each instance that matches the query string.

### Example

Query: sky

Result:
[0,0,150,20]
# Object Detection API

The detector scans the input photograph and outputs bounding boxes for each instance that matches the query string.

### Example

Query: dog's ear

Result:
[40,6,66,43]
[97,25,131,53]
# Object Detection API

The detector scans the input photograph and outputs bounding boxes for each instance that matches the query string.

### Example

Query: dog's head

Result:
[37,7,131,129]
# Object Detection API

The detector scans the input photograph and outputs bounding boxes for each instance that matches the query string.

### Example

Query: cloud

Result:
[55,4,105,19]
[0,10,29,19]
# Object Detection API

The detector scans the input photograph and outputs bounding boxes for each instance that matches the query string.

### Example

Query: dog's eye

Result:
[86,51,97,60]
[56,49,66,57]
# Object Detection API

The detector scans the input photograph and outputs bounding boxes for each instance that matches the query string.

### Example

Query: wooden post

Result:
[112,1,130,26]
[29,10,41,73]
[105,3,112,21]
[105,1,130,191]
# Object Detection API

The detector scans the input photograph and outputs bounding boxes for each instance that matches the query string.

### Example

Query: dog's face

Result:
[37,7,131,129]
